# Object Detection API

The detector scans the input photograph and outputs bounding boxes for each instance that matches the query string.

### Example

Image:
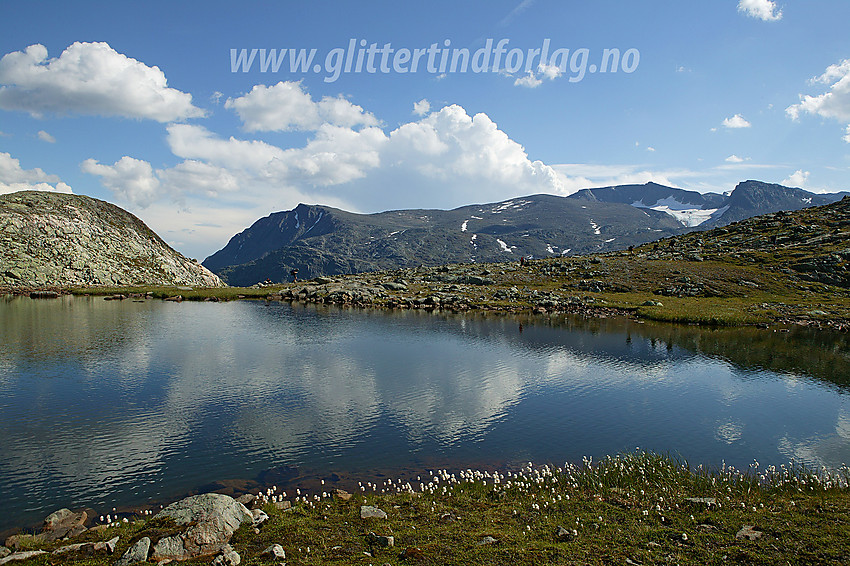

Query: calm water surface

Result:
[1,295,849,531]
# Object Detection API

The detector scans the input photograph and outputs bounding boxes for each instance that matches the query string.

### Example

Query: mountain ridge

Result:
[204,180,848,286]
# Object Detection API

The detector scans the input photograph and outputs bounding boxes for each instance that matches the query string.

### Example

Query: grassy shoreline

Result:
[4,451,849,565]
[6,252,845,330]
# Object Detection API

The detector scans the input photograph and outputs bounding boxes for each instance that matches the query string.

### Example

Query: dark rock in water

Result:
[114,537,150,566]
[29,291,59,299]
[150,494,252,561]
[40,508,87,542]
[256,465,299,485]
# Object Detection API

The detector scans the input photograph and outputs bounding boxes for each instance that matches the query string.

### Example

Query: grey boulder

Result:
[151,494,252,560]
[114,537,150,566]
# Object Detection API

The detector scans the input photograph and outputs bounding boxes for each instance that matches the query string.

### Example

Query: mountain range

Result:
[203,180,848,286]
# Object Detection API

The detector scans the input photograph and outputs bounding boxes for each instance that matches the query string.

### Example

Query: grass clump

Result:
[12,451,850,565]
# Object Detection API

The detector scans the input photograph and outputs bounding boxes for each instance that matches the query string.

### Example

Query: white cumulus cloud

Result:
[37,130,55,143]
[81,156,162,206]
[737,0,782,21]
[0,151,72,194]
[787,59,850,142]
[83,84,573,256]
[782,169,809,187]
[722,114,752,129]
[224,81,378,132]
[413,98,431,116]
[725,155,745,163]
[0,42,204,122]
[514,72,542,88]
[514,62,561,88]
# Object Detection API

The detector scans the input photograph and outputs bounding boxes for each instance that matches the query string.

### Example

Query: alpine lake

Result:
[1,294,849,533]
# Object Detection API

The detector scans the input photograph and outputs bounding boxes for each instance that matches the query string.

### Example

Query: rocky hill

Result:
[0,191,224,288]
[634,194,850,289]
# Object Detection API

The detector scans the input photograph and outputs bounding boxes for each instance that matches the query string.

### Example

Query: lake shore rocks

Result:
[150,493,253,561]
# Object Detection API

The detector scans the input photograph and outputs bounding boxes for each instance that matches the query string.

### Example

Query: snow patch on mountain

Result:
[496,238,515,253]
[630,197,725,227]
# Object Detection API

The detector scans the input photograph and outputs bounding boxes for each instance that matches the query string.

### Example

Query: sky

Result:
[1,0,849,260]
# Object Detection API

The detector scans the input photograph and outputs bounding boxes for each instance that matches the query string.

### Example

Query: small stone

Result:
[400,547,424,560]
[0,548,8,560]
[262,544,286,560]
[365,532,394,547]
[477,536,499,546]
[555,525,574,541]
[360,505,387,519]
[0,551,47,565]
[40,508,87,542]
[685,497,717,507]
[52,543,89,555]
[273,500,292,511]
[735,525,763,540]
[235,494,255,506]
[211,545,240,566]
[94,536,120,554]
[114,537,150,566]
[251,509,270,526]
[332,488,352,501]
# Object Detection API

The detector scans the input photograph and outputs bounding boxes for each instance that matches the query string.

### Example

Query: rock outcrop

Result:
[150,494,252,561]
[0,191,224,288]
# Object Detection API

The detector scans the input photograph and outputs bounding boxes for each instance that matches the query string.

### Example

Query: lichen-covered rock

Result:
[114,537,149,566]
[40,508,87,542]
[0,191,224,288]
[150,494,252,561]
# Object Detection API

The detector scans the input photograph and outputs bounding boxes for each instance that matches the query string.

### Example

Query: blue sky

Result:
[1,0,849,259]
